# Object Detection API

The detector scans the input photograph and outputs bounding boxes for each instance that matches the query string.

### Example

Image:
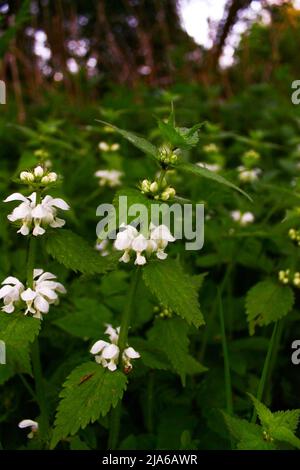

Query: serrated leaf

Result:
[131,338,170,370]
[176,161,251,201]
[245,281,294,334]
[271,426,300,449]
[46,229,118,275]
[143,258,204,327]
[96,120,158,160]
[54,298,112,339]
[249,394,273,427]
[222,412,275,450]
[0,312,40,347]
[272,410,300,433]
[51,362,127,448]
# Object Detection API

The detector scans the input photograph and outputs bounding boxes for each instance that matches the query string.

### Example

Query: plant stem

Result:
[251,322,279,423]
[107,267,140,450]
[26,235,49,442]
[157,169,166,190]
[218,289,233,417]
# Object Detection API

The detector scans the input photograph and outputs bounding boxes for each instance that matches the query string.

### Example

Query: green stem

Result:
[157,169,166,191]
[218,289,233,417]
[251,322,279,423]
[107,267,140,450]
[26,234,49,443]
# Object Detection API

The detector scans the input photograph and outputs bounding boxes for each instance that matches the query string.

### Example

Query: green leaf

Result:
[272,410,300,434]
[46,229,118,275]
[176,161,252,201]
[271,426,300,449]
[96,120,158,160]
[148,318,189,385]
[0,313,40,346]
[222,412,275,450]
[249,394,273,427]
[54,298,112,339]
[143,258,204,327]
[246,281,294,334]
[131,338,170,370]
[51,362,127,448]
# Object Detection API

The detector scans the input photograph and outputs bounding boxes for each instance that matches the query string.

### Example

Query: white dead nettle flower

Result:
[0,276,24,313]
[4,192,69,236]
[230,210,255,226]
[90,324,140,372]
[21,269,66,319]
[95,169,123,188]
[237,166,261,183]
[20,166,58,185]
[98,142,120,152]
[114,223,175,265]
[18,419,38,439]
[197,162,221,173]
[95,239,110,256]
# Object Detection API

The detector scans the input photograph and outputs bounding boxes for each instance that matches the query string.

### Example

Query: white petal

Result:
[119,251,130,263]
[18,224,30,236]
[4,193,28,203]
[33,225,45,237]
[135,253,146,265]
[2,276,21,286]
[156,250,168,260]
[28,192,37,205]
[50,198,70,211]
[18,419,38,429]
[37,286,58,300]
[132,234,148,252]
[2,303,15,313]
[107,362,117,372]
[34,295,49,313]
[90,340,109,355]
[50,217,65,228]
[31,205,46,218]
[0,285,13,298]
[124,347,140,359]
[54,282,67,294]
[34,166,44,177]
[21,288,36,301]
[36,271,56,282]
[102,344,119,360]
[33,269,44,279]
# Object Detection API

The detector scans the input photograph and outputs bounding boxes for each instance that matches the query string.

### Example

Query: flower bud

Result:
[47,172,58,183]
[41,176,50,184]
[141,179,151,193]
[111,143,120,151]
[20,171,34,182]
[150,182,158,193]
[98,141,109,151]
[34,166,44,178]
[170,153,178,164]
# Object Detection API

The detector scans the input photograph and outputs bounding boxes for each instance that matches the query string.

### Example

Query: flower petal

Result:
[102,343,119,360]
[21,288,36,301]
[90,340,109,355]
[124,347,140,359]
[4,193,28,203]
[18,419,38,429]
[34,295,49,313]
[50,198,70,211]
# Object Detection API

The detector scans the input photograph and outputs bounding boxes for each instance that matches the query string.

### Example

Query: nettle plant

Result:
[1,112,300,450]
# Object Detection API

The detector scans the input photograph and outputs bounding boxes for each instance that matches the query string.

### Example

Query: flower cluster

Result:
[289,228,300,245]
[95,169,123,188]
[90,324,140,372]
[154,304,173,319]
[4,192,69,236]
[98,141,120,152]
[158,145,179,165]
[237,166,261,183]
[114,223,175,266]
[241,149,260,167]
[140,178,176,201]
[0,270,66,319]
[230,210,255,226]
[20,165,58,185]
[278,269,300,288]
[18,419,39,439]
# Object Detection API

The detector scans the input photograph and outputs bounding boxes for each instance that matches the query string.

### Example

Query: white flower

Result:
[34,166,44,178]
[104,324,120,344]
[131,234,148,265]
[150,224,175,260]
[95,169,123,188]
[21,269,66,319]
[238,166,261,183]
[20,171,34,183]
[0,276,24,313]
[98,142,110,151]
[20,167,58,185]
[114,223,175,264]
[230,210,255,226]
[95,239,110,256]
[197,162,221,173]
[122,347,140,372]
[4,192,69,236]
[18,419,38,439]
[90,325,140,372]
